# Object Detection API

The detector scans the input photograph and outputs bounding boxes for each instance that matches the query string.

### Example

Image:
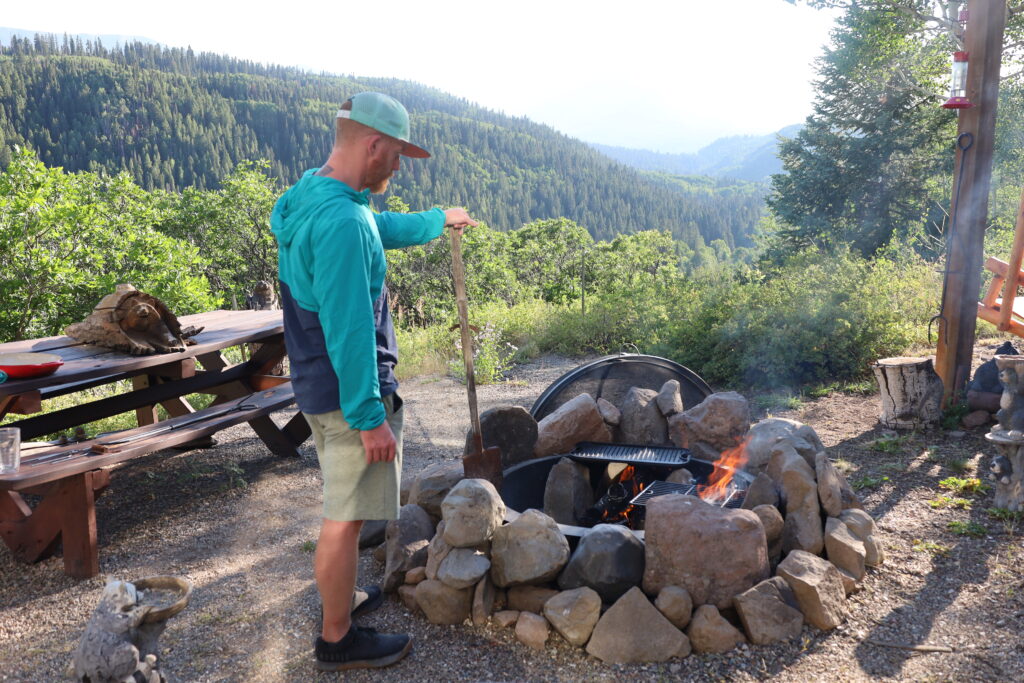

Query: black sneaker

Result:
[351,585,384,618]
[315,626,412,671]
[318,585,385,625]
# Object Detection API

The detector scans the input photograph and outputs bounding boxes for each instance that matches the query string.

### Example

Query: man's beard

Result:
[369,177,390,194]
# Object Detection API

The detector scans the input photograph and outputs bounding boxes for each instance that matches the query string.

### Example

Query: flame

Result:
[697,436,750,503]
[601,465,643,523]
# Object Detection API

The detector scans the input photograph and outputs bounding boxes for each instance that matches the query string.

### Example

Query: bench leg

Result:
[248,415,302,458]
[284,412,312,448]
[0,470,110,578]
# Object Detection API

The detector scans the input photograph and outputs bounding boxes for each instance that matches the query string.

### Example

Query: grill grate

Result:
[568,441,690,467]
[630,481,746,508]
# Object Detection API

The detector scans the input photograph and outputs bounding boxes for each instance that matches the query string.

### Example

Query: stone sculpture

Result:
[65,284,203,355]
[985,355,1024,510]
[73,576,191,683]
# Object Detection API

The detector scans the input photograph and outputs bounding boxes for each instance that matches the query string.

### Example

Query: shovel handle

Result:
[449,228,484,452]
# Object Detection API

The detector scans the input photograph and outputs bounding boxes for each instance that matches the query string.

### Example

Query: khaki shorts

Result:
[305,393,404,522]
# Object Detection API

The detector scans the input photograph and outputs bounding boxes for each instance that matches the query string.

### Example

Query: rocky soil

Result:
[1,349,1023,682]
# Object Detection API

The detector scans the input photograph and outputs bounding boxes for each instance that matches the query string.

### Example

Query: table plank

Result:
[0,384,298,490]
[0,311,283,397]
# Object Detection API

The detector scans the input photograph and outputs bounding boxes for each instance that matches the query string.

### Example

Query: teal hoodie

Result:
[271,169,444,429]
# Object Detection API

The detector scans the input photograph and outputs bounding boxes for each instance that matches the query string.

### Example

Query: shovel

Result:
[449,227,503,489]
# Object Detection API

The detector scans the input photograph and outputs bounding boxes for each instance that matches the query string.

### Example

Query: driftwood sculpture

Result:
[73,576,191,683]
[66,284,204,355]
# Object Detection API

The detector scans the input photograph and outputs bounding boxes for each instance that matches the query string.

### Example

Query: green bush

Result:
[657,247,939,388]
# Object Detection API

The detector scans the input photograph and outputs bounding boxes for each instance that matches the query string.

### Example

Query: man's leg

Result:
[316,518,362,642]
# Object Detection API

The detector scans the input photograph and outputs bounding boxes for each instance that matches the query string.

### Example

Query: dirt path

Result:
[1,352,1022,682]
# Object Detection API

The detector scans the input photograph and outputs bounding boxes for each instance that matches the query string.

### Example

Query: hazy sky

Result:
[3,0,841,153]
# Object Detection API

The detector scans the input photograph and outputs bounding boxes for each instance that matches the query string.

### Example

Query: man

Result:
[271,92,476,671]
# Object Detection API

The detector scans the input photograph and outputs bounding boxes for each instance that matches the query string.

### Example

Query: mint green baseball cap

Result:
[337,92,430,158]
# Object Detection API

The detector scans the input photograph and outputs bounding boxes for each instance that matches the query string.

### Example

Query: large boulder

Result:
[597,397,621,426]
[815,452,844,517]
[383,504,435,592]
[838,508,884,567]
[409,461,464,520]
[507,586,559,614]
[586,587,690,663]
[534,393,612,458]
[686,604,747,654]
[358,519,388,548]
[769,446,824,556]
[425,521,451,581]
[618,387,669,444]
[741,472,780,510]
[471,575,496,626]
[414,579,473,625]
[656,379,684,416]
[515,611,549,650]
[752,504,785,564]
[437,548,491,590]
[463,406,538,469]
[642,494,769,609]
[441,478,505,548]
[491,509,570,587]
[543,587,602,647]
[668,392,751,459]
[733,576,804,645]
[543,457,593,526]
[777,550,847,630]
[744,418,825,474]
[824,517,866,583]
[558,523,645,603]
[654,585,693,630]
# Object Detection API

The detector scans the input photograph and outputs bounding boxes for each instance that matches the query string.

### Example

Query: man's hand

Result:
[359,420,397,464]
[444,207,478,232]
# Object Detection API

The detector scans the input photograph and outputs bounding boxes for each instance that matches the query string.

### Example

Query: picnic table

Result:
[0,309,310,578]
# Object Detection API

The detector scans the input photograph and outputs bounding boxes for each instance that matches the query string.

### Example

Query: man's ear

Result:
[366,133,383,155]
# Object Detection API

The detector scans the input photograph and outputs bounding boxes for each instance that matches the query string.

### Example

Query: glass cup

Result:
[0,427,21,474]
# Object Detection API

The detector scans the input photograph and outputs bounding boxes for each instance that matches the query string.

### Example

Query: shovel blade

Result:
[463,446,503,489]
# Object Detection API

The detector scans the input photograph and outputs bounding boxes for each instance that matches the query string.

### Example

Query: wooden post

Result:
[935,0,1007,407]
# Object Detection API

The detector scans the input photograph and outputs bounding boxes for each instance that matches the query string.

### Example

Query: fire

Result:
[600,465,643,524]
[697,436,751,503]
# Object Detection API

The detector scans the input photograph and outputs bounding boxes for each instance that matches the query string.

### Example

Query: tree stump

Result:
[872,357,943,429]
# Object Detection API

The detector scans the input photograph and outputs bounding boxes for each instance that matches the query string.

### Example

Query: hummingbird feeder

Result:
[942,51,973,109]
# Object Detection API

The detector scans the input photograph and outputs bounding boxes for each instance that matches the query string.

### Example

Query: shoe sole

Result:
[315,638,412,671]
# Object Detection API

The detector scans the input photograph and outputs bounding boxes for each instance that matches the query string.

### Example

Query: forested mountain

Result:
[0,36,763,247]
[591,125,801,182]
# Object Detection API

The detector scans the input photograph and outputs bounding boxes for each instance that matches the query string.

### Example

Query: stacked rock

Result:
[379,390,885,664]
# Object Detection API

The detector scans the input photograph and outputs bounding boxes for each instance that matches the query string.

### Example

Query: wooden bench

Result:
[0,310,311,578]
[978,188,1024,337]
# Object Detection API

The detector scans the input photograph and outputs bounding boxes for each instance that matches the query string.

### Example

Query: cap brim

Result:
[401,142,430,159]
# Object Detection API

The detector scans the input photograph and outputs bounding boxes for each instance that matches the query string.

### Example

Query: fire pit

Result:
[500,448,754,536]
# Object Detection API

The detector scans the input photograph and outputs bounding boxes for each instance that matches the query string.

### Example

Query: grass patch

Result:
[928,496,972,510]
[913,539,951,556]
[868,434,910,454]
[938,476,989,496]
[879,460,909,474]
[300,540,316,553]
[940,400,970,431]
[851,474,890,490]
[987,507,1024,522]
[834,458,856,474]
[809,379,878,398]
[947,457,975,474]
[923,446,942,462]
[753,393,804,412]
[947,520,987,538]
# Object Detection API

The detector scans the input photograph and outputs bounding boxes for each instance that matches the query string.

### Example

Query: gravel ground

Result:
[1,351,1023,682]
